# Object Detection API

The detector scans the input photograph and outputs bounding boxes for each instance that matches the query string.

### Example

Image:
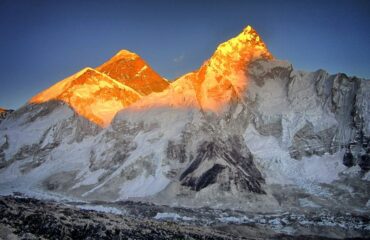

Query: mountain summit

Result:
[188,25,273,111]
[96,49,169,95]
[132,25,273,111]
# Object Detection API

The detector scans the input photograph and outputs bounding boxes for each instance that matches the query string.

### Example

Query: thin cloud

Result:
[173,54,184,63]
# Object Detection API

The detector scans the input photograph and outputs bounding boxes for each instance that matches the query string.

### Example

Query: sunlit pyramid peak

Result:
[213,25,273,62]
[180,25,273,112]
[96,50,169,95]
[113,49,140,60]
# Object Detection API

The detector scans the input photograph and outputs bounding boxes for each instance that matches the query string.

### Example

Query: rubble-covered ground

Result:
[0,195,369,239]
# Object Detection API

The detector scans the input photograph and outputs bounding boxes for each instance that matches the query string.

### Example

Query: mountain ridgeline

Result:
[0,25,369,212]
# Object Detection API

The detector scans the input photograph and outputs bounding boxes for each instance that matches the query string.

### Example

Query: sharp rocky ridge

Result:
[0,108,13,123]
[0,25,369,212]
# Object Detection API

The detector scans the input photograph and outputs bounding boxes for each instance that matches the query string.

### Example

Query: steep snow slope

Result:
[30,68,141,126]
[0,26,369,212]
[0,101,101,199]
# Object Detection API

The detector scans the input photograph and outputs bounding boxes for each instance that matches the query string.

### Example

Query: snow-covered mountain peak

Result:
[27,48,170,127]
[214,25,272,60]
[170,25,273,112]
[29,67,141,126]
[128,25,274,112]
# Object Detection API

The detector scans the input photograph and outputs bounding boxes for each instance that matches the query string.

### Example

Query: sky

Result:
[0,0,369,109]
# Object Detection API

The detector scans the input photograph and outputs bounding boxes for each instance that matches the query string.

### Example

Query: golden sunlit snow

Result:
[29,25,272,126]
[30,68,141,126]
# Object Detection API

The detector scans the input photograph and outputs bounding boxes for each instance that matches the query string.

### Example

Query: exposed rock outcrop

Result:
[0,107,13,123]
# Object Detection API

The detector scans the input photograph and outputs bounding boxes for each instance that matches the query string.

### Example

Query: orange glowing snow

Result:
[30,68,142,126]
[187,25,272,111]
[29,25,272,126]
[132,25,273,111]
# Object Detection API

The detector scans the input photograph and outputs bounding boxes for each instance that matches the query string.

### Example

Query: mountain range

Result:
[0,25,369,213]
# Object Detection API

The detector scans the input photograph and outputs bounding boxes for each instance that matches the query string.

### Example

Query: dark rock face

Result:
[0,135,9,164]
[194,164,226,191]
[359,153,370,171]
[180,137,265,194]
[343,151,355,167]
[167,140,186,163]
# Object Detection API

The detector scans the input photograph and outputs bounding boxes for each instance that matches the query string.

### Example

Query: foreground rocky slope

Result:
[0,196,238,240]
[1,196,369,239]
[0,25,369,214]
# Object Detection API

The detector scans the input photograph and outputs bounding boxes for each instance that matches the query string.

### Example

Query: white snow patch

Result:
[217,216,252,224]
[77,204,123,215]
[135,65,148,76]
[299,198,321,208]
[154,212,194,221]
